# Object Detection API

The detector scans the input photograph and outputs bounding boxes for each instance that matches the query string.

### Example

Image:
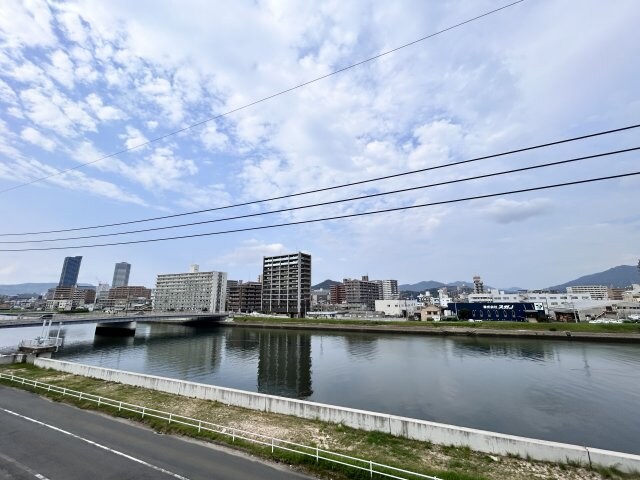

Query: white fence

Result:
[0,372,440,480]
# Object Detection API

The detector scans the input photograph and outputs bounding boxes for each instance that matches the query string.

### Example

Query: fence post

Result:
[198,420,201,433]
[62,388,67,396]
[98,397,101,406]
[370,460,373,478]
[168,413,172,424]
[141,407,145,418]
[316,446,319,462]
[47,384,51,392]
[79,392,83,401]
[118,401,122,412]
[272,438,274,453]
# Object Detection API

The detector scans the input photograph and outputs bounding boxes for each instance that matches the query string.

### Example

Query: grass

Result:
[231,316,640,334]
[1,363,637,480]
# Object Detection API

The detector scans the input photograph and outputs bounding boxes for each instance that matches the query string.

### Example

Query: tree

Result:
[458,308,471,320]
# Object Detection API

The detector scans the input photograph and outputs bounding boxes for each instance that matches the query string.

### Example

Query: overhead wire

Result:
[1,122,638,237]
[2,146,637,244]
[0,0,525,196]
[2,171,637,252]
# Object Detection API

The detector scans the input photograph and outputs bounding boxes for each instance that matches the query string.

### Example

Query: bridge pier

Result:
[95,321,137,337]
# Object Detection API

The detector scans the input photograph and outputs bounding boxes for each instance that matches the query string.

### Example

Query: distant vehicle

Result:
[39,314,53,320]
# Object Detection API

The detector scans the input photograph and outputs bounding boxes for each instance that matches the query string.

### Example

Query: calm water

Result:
[1,323,639,454]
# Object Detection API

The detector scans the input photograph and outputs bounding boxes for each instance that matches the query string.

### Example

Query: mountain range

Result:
[312,264,639,293]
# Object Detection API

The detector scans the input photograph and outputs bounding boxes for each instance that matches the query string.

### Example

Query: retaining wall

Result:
[33,358,640,473]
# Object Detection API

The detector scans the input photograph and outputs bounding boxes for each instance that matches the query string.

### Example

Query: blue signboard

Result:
[447,302,540,321]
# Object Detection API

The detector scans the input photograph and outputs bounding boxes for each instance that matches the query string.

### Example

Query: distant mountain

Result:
[399,280,445,291]
[0,283,58,296]
[0,282,97,296]
[312,279,341,290]
[549,265,639,291]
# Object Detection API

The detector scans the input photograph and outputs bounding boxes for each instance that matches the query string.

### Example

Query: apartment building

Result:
[567,285,609,300]
[343,276,380,310]
[261,252,311,317]
[154,265,227,312]
[227,280,262,313]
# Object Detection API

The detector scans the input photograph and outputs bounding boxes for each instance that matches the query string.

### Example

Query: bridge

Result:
[0,312,228,329]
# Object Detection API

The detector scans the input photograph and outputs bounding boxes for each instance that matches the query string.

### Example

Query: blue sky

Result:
[0,0,638,289]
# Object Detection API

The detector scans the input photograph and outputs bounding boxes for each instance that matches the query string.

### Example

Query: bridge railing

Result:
[0,372,440,480]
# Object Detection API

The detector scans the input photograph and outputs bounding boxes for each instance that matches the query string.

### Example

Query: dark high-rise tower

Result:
[58,256,82,287]
[112,262,131,288]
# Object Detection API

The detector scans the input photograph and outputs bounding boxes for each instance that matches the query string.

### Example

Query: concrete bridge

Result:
[0,312,228,335]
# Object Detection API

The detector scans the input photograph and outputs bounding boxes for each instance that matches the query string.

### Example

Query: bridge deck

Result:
[0,312,227,329]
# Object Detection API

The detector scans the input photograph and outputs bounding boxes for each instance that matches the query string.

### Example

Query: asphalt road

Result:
[0,385,312,480]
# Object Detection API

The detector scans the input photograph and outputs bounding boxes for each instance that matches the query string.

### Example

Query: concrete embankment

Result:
[227,321,640,343]
[34,358,640,473]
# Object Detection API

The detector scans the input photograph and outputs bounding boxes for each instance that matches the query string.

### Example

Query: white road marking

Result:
[0,407,190,480]
[0,451,51,479]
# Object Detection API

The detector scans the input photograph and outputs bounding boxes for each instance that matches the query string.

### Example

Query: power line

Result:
[4,146,636,244]
[2,171,637,252]
[2,122,638,237]
[0,1,525,196]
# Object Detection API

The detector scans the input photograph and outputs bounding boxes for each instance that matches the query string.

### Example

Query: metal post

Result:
[118,401,122,412]
[141,407,145,418]
[316,446,319,462]
[370,460,373,477]
[198,420,201,433]
[79,392,83,400]
[272,438,274,453]
[168,413,172,424]
[98,397,101,406]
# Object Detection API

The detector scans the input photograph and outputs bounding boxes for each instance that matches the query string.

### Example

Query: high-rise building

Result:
[473,275,484,294]
[343,276,380,310]
[154,266,227,312]
[112,262,131,288]
[58,256,82,287]
[261,252,311,317]
[375,279,399,300]
[226,280,262,313]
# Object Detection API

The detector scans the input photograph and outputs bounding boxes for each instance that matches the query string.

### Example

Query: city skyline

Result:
[0,1,638,289]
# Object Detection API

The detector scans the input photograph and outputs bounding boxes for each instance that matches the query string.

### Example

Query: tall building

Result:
[58,256,82,287]
[153,265,227,312]
[329,283,345,304]
[344,276,381,309]
[262,252,311,317]
[473,275,484,294]
[112,262,131,288]
[376,279,399,300]
[226,280,262,313]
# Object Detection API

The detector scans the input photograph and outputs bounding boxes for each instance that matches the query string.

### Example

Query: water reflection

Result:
[452,338,555,362]
[344,333,378,359]
[257,330,312,398]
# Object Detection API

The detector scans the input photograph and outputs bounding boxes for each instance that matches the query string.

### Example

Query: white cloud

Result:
[482,198,553,224]
[20,127,56,151]
[212,239,288,269]
[200,123,228,151]
[47,50,75,88]
[120,125,148,150]
[0,0,56,48]
[86,93,124,121]
[132,146,198,191]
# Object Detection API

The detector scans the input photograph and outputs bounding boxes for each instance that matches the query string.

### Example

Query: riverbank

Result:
[228,317,640,342]
[0,363,635,480]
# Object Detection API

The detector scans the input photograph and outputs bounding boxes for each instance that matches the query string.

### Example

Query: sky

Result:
[0,0,639,290]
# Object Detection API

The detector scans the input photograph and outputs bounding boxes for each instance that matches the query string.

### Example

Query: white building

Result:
[566,285,609,300]
[153,265,227,312]
[375,299,418,317]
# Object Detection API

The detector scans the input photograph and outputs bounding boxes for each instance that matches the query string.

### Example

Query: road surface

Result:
[0,385,312,480]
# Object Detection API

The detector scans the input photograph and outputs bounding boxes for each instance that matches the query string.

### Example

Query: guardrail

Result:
[0,372,440,480]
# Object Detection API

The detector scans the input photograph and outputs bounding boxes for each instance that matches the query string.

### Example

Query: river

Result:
[1,322,638,454]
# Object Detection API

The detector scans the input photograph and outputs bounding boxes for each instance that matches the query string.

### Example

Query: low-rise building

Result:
[375,299,418,317]
[566,285,609,300]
